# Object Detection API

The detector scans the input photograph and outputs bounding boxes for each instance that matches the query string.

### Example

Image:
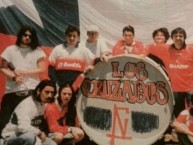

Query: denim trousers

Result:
[3,132,56,145]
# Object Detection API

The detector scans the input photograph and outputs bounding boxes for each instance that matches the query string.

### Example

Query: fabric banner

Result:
[79,0,193,47]
[0,0,193,111]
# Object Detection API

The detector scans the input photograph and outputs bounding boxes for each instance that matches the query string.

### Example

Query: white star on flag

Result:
[0,0,43,28]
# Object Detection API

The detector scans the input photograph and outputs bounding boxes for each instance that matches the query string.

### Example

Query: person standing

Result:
[112,25,146,56]
[146,27,170,70]
[48,25,95,141]
[152,27,170,44]
[48,25,95,89]
[1,79,57,145]
[84,25,111,64]
[150,27,193,117]
[0,25,46,135]
[166,27,193,117]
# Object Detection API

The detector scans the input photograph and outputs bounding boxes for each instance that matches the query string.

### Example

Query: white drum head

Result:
[77,55,174,145]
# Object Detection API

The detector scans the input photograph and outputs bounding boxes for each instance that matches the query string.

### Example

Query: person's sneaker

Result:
[164,133,173,142]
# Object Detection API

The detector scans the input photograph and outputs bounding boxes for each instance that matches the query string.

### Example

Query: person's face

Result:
[123,31,134,46]
[172,32,185,49]
[87,31,99,43]
[154,31,166,44]
[60,87,72,106]
[39,86,55,103]
[66,31,79,47]
[21,30,32,46]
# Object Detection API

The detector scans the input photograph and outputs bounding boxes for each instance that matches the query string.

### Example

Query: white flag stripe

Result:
[0,0,43,28]
[79,0,193,47]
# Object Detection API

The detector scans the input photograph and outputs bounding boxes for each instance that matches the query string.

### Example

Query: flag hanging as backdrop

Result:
[0,0,79,104]
[79,0,193,47]
[0,0,79,47]
[1,0,193,104]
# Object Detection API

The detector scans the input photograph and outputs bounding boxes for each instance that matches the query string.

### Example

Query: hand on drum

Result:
[100,52,109,62]
[84,65,94,75]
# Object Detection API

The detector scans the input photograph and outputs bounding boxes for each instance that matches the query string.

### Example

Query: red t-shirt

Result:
[45,102,79,134]
[176,108,193,132]
[148,44,193,92]
[112,40,146,56]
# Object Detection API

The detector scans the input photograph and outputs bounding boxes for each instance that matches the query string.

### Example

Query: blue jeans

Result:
[3,132,57,145]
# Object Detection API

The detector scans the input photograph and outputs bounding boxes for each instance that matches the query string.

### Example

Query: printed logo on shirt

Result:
[55,58,86,72]
[169,64,189,69]
[31,115,44,127]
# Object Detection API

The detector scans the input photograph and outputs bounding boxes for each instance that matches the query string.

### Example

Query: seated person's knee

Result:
[53,133,64,144]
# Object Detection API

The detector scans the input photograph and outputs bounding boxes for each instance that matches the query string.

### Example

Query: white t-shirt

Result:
[1,45,46,93]
[49,42,95,66]
[85,38,111,57]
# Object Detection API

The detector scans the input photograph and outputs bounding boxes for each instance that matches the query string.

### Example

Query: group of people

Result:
[0,25,88,145]
[0,24,111,145]
[0,23,193,145]
[112,25,193,145]
[0,80,84,145]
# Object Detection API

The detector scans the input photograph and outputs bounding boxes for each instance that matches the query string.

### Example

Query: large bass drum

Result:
[77,55,174,145]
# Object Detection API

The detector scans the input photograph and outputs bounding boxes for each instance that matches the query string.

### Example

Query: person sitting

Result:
[45,84,84,145]
[173,95,193,145]
[1,79,57,145]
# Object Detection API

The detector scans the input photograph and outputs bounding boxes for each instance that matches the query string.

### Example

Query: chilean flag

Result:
[1,0,193,106]
[0,0,79,105]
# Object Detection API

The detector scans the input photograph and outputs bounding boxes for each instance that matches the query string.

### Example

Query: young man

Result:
[1,79,57,145]
[152,27,170,44]
[84,25,111,63]
[48,25,95,88]
[166,27,193,117]
[146,27,170,72]
[49,25,95,145]
[173,95,193,145]
[0,25,46,135]
[146,27,193,117]
[112,25,145,56]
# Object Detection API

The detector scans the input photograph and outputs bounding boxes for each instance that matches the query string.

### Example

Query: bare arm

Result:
[0,59,15,79]
[173,121,193,137]
[0,68,15,79]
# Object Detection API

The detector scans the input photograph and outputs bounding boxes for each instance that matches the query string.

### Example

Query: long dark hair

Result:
[58,84,76,126]
[16,25,40,50]
[32,79,57,103]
